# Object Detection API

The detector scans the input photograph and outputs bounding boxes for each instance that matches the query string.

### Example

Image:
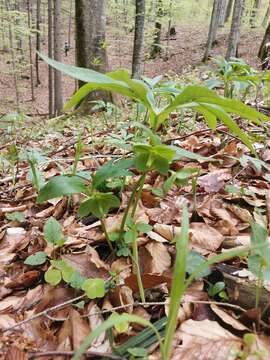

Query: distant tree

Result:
[48,0,53,118]
[132,0,145,78]
[262,0,270,27]
[53,0,63,115]
[226,0,243,60]
[225,0,234,22]
[250,0,262,28]
[27,0,34,101]
[258,21,270,68]
[203,0,223,61]
[150,0,163,59]
[35,0,41,85]
[75,0,112,111]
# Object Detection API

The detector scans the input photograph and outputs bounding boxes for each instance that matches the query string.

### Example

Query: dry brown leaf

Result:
[210,304,248,331]
[4,346,27,360]
[125,273,171,292]
[70,308,90,350]
[109,286,134,313]
[190,223,224,252]
[62,248,109,280]
[198,169,231,193]
[0,314,16,330]
[87,302,111,353]
[171,319,242,360]
[139,241,171,274]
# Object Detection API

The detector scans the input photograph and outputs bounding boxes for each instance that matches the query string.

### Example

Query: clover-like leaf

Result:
[44,268,62,286]
[81,278,106,299]
[24,251,47,266]
[5,211,25,223]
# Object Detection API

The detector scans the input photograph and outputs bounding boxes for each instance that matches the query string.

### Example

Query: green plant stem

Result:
[118,174,145,243]
[255,263,263,310]
[131,173,146,218]
[131,233,145,303]
[100,218,113,251]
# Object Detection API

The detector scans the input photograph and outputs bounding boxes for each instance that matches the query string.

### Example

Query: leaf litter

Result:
[1,119,270,359]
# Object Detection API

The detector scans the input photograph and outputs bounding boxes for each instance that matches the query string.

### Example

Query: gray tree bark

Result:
[132,0,145,78]
[35,0,41,85]
[203,0,223,61]
[262,0,270,27]
[48,0,53,118]
[75,0,112,111]
[258,21,270,68]
[53,0,63,115]
[250,0,262,28]
[225,0,234,22]
[226,0,243,60]
[150,0,163,59]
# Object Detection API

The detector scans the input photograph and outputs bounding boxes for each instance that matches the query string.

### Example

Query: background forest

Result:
[3,1,270,360]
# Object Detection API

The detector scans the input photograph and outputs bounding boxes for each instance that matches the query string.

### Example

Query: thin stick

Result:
[28,350,125,359]
[2,294,85,333]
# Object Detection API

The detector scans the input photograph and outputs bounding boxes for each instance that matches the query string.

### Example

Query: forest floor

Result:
[1,24,270,360]
[0,24,265,116]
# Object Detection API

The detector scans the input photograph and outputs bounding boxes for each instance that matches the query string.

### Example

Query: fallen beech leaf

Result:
[70,308,90,350]
[198,169,231,193]
[139,241,171,274]
[62,248,109,280]
[109,286,134,313]
[0,314,16,330]
[87,302,111,353]
[4,346,27,360]
[190,223,224,252]
[210,304,248,331]
[171,319,242,360]
[141,190,160,208]
[125,273,171,292]
[5,270,40,289]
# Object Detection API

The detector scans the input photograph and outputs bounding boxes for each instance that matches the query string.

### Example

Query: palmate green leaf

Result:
[78,192,120,219]
[37,175,87,203]
[92,158,134,189]
[72,313,163,360]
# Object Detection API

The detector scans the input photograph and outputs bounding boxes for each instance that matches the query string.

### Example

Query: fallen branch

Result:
[28,350,125,359]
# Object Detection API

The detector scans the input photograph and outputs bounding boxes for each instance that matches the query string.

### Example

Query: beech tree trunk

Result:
[48,0,53,118]
[150,0,163,59]
[75,0,112,111]
[132,0,145,79]
[53,0,63,115]
[203,0,223,61]
[250,0,262,28]
[226,0,243,60]
[262,0,270,27]
[35,0,41,85]
[225,0,234,22]
[258,21,270,68]
[27,0,34,101]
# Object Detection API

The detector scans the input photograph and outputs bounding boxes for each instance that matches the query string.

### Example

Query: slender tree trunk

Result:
[164,0,173,60]
[150,0,163,59]
[5,0,20,111]
[250,0,262,28]
[258,21,270,68]
[225,0,234,22]
[132,0,145,78]
[203,0,223,61]
[226,0,243,60]
[48,0,53,118]
[262,0,270,27]
[35,0,41,85]
[68,0,73,46]
[53,0,63,115]
[75,0,112,112]
[27,0,34,101]
[218,0,229,26]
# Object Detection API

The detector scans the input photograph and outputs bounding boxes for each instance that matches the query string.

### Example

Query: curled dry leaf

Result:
[171,319,242,360]
[198,169,231,193]
[0,228,28,264]
[86,302,111,353]
[139,241,171,274]
[109,286,134,314]
[210,304,247,331]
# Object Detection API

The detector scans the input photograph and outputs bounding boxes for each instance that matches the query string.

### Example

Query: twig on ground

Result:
[28,350,125,359]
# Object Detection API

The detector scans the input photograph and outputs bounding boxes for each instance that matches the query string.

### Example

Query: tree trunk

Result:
[262,0,270,27]
[225,0,234,22]
[27,0,34,101]
[226,0,243,60]
[132,0,145,79]
[53,0,63,115]
[203,0,223,61]
[48,0,53,118]
[258,21,270,68]
[75,0,112,112]
[150,0,163,59]
[35,0,41,85]
[250,0,262,28]
[218,0,229,27]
